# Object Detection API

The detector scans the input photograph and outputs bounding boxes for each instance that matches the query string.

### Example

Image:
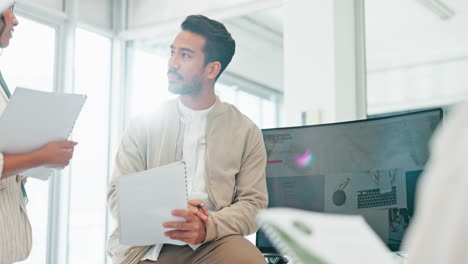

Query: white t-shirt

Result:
[142,99,215,261]
[179,99,215,211]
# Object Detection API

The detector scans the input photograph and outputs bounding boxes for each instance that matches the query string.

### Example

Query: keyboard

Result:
[357,186,397,209]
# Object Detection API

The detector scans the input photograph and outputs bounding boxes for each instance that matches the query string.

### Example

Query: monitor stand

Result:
[263,253,289,264]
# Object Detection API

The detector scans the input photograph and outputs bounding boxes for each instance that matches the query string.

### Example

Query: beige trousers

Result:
[139,235,265,264]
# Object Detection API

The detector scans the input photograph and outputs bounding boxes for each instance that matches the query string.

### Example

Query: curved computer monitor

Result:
[256,108,443,254]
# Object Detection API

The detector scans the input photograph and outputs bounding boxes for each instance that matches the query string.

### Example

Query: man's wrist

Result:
[204,215,217,242]
[201,222,207,243]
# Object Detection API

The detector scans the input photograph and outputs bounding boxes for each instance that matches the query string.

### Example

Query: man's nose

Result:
[168,55,179,70]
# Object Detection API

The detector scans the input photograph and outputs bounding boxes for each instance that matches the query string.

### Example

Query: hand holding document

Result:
[117,161,188,246]
[0,88,86,180]
[36,140,78,168]
[257,208,397,264]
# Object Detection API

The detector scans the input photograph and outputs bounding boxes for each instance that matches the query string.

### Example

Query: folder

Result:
[0,87,86,180]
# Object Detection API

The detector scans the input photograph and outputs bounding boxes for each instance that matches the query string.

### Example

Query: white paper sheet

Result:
[117,161,189,246]
[0,87,86,180]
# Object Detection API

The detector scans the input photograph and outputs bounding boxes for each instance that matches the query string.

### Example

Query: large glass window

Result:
[128,47,176,119]
[365,0,468,115]
[128,45,280,129]
[0,16,56,264]
[216,81,279,129]
[364,0,468,115]
[67,28,112,264]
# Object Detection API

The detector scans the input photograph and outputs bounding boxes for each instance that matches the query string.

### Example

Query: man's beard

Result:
[168,77,203,95]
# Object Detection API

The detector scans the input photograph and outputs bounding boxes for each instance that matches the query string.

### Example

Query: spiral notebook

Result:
[257,208,396,264]
[116,161,189,246]
[0,87,86,180]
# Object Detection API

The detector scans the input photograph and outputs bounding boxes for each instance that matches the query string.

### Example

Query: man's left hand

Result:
[163,209,206,244]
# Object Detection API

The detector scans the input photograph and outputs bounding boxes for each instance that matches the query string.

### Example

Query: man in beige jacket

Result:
[107,15,268,264]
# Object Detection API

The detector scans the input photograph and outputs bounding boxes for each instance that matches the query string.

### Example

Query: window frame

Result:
[218,71,282,128]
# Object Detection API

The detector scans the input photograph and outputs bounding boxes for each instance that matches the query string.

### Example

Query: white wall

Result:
[283,0,359,126]
[334,0,360,122]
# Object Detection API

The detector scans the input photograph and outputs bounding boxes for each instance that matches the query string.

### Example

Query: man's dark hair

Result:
[181,15,236,80]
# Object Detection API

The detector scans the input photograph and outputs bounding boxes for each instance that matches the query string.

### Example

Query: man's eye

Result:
[182,53,191,58]
[170,51,175,56]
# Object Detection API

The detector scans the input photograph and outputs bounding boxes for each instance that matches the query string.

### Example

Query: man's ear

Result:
[206,61,222,80]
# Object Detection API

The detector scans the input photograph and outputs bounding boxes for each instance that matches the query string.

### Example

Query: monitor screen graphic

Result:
[256,109,442,253]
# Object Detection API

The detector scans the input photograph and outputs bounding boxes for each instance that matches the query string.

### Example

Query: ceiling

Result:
[134,0,468,76]
[243,7,283,35]
[229,0,467,71]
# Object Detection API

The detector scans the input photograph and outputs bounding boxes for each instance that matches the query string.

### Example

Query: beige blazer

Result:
[0,88,32,264]
[107,98,268,264]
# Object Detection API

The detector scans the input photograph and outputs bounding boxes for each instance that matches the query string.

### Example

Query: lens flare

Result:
[294,150,314,168]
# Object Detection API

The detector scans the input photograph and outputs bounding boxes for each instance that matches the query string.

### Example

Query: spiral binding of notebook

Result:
[181,160,189,203]
[260,222,303,264]
[117,160,190,246]
[258,218,327,264]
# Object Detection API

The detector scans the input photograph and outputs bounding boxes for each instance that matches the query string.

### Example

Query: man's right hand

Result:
[37,140,78,168]
[188,199,210,224]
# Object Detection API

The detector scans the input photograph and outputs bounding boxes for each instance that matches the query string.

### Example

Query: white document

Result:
[0,88,86,180]
[117,161,189,246]
[257,208,396,264]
